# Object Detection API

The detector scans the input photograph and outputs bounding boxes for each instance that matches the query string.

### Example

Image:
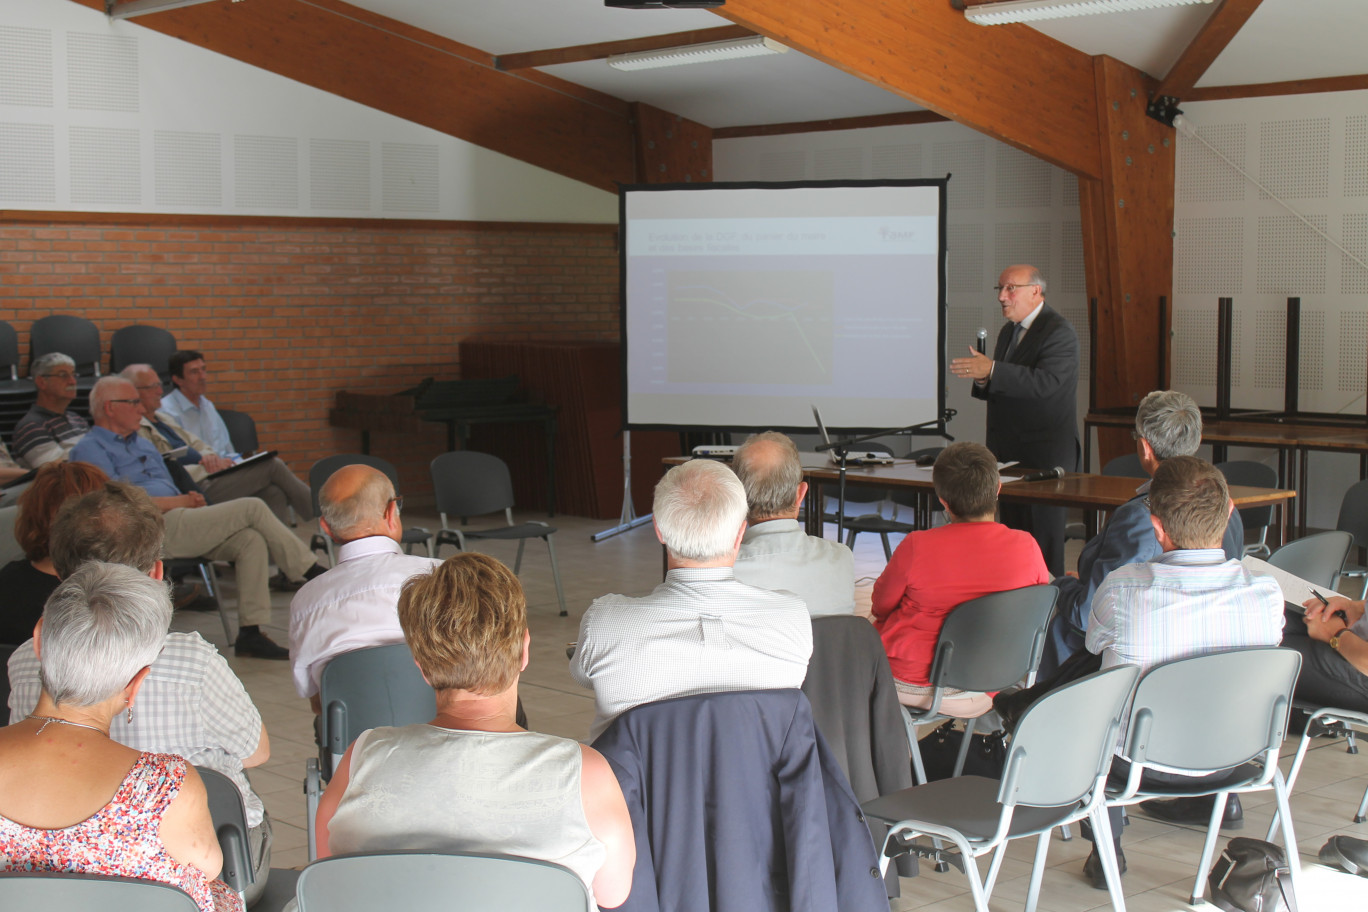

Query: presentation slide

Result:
[622,180,946,433]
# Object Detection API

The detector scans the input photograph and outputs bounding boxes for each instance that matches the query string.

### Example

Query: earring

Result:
[126,701,133,724]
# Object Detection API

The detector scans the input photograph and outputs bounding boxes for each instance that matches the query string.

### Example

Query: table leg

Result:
[545,416,556,517]
[1297,447,1309,539]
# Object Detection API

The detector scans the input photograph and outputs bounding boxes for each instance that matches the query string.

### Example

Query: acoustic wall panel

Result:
[1256,214,1328,294]
[933,140,985,210]
[756,149,806,182]
[1177,122,1245,203]
[1342,213,1368,294]
[994,222,1051,275]
[1253,310,1286,390]
[813,146,863,180]
[0,25,53,108]
[234,134,298,210]
[995,145,1051,209]
[0,123,55,204]
[946,306,983,378]
[1060,303,1089,384]
[154,130,221,208]
[1173,309,1218,387]
[381,141,439,213]
[1338,311,1368,396]
[1175,217,1243,294]
[1298,310,1325,393]
[1348,115,1368,197]
[309,138,370,211]
[947,223,984,293]
[1060,221,1085,293]
[871,143,921,179]
[1061,172,1079,208]
[69,125,139,206]
[66,32,137,113]
[1258,118,1330,200]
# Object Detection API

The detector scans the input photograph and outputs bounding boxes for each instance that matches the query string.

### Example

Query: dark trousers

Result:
[1281,607,1368,713]
[1089,758,1243,846]
[1000,501,1067,577]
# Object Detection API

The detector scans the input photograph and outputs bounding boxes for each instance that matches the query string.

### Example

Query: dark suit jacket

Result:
[1044,491,1247,672]
[971,303,1079,472]
[593,689,889,912]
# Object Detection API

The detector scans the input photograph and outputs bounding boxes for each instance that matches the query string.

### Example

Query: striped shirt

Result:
[11,406,89,468]
[570,567,813,740]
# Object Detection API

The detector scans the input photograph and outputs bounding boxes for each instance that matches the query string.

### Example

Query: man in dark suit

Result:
[950,264,1079,575]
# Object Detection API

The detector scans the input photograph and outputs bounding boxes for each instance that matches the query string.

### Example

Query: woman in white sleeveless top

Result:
[314,553,635,908]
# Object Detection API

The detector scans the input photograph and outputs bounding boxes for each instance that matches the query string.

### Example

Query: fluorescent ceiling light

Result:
[607,36,788,71]
[964,0,1213,25]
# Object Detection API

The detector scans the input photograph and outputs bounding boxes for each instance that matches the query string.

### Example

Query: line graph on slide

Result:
[666,270,834,385]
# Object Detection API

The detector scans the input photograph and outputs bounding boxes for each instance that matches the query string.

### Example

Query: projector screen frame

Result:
[617,177,950,438]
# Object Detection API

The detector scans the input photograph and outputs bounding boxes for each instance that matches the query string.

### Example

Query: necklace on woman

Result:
[27,714,109,736]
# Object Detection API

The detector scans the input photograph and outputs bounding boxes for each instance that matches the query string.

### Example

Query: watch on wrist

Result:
[1330,633,1343,652]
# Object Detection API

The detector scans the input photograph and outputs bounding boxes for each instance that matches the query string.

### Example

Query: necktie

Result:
[1006,323,1025,359]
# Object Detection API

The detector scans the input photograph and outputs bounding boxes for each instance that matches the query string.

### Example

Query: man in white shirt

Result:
[289,464,442,711]
[732,431,855,616]
[160,349,312,526]
[571,458,813,740]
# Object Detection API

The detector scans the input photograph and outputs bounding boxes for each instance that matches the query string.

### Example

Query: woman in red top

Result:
[871,442,1049,718]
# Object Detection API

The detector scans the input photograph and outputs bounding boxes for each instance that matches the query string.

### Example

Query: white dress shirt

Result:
[288,536,443,699]
[161,388,240,460]
[734,519,856,617]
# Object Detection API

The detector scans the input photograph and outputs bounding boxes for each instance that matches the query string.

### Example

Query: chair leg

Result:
[198,562,233,645]
[983,841,1009,898]
[902,707,928,785]
[1022,831,1052,912]
[1269,725,1318,839]
[952,717,978,778]
[544,535,568,617]
[881,533,893,561]
[1272,774,1303,903]
[513,538,526,574]
[1090,805,1127,911]
[958,839,991,912]
[1191,792,1231,905]
[1356,781,1368,824]
[305,758,321,862]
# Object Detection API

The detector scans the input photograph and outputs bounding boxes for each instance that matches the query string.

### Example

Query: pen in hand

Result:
[1311,588,1351,625]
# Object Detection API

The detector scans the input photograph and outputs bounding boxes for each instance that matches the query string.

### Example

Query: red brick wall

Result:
[0,218,621,499]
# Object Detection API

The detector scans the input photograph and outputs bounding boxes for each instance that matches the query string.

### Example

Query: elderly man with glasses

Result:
[11,353,90,468]
[69,375,325,659]
[949,264,1080,576]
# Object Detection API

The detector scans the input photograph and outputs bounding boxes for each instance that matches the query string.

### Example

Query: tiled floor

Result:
[172,505,1368,910]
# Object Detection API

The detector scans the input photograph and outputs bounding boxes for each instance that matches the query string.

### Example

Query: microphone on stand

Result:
[976,328,987,355]
[1019,466,1066,482]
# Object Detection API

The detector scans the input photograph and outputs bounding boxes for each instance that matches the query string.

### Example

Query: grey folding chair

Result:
[217,407,259,456]
[865,664,1139,912]
[307,454,433,563]
[1101,453,1146,478]
[0,871,200,910]
[163,556,234,644]
[196,766,254,901]
[1279,705,1368,826]
[0,504,21,566]
[1335,479,1368,599]
[902,584,1059,785]
[305,643,438,860]
[0,320,37,444]
[1216,460,1279,557]
[1268,529,1353,593]
[1106,647,1303,906]
[430,451,566,616]
[295,851,592,912]
[109,324,177,378]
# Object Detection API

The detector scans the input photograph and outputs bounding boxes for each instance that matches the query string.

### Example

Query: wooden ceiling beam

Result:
[714,110,949,140]
[714,0,1104,179]
[67,0,637,192]
[496,25,754,70]
[1185,73,1368,102]
[1153,0,1263,101]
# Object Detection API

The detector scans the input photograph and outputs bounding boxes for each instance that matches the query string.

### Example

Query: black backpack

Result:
[1208,837,1297,912]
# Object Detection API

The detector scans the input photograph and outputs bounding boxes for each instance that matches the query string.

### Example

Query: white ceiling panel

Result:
[1197,0,1368,88]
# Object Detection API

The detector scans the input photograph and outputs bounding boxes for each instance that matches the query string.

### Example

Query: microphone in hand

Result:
[1020,466,1065,482]
[976,328,987,355]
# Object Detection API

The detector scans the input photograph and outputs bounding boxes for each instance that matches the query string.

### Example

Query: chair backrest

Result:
[0,871,200,910]
[1216,460,1278,528]
[319,643,436,766]
[1123,647,1300,775]
[1337,479,1368,549]
[308,454,402,516]
[1000,664,1139,809]
[1268,530,1354,591]
[295,851,592,912]
[1102,453,1146,478]
[0,504,21,566]
[929,584,1060,693]
[195,766,253,896]
[109,324,177,377]
[802,615,912,802]
[30,314,102,376]
[216,408,258,456]
[431,451,516,518]
[0,320,20,380]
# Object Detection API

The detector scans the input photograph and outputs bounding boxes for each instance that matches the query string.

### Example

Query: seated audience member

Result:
[0,440,30,504]
[7,481,276,906]
[290,464,442,710]
[11,353,89,469]
[731,431,855,616]
[70,376,323,659]
[315,552,635,907]
[871,442,1049,717]
[158,350,311,525]
[1080,455,1284,888]
[0,462,109,645]
[571,459,812,739]
[124,364,314,527]
[1042,390,1244,675]
[1285,592,1368,715]
[0,562,239,912]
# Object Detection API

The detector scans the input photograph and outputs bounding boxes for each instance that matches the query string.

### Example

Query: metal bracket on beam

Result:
[108,0,237,21]
[1145,94,1183,128]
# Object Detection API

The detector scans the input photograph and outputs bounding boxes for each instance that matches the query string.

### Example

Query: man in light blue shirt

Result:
[161,349,312,525]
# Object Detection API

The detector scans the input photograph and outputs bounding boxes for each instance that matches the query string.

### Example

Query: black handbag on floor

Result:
[916,720,1007,781]
[1208,837,1298,912]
